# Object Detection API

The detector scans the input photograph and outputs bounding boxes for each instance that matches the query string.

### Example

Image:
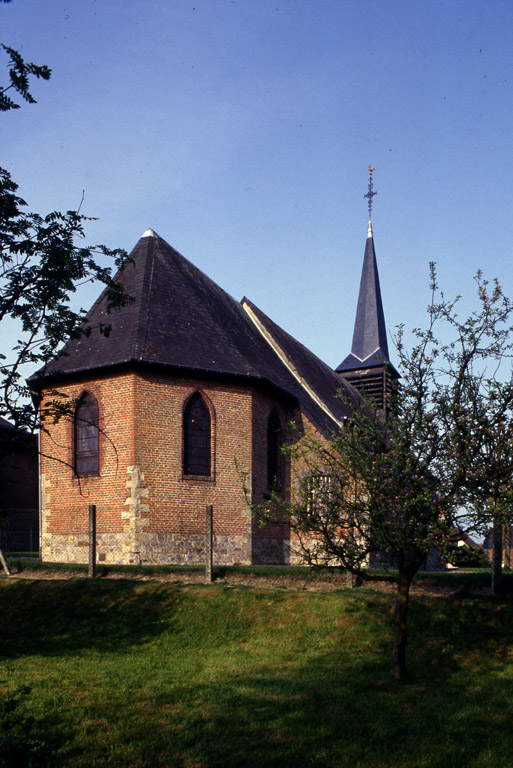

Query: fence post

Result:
[0,548,11,577]
[88,504,96,578]
[205,504,213,583]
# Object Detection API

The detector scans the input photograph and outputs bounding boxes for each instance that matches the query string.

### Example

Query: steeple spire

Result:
[336,167,398,410]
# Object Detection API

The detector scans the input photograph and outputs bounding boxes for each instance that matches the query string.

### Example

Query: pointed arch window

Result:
[267,409,281,491]
[183,392,211,477]
[74,392,99,476]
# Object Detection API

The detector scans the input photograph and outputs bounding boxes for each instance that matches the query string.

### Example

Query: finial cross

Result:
[363,165,377,219]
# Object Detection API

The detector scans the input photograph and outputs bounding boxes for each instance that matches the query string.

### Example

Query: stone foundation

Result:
[41,531,253,566]
[252,536,291,565]
[41,533,140,565]
[133,532,252,565]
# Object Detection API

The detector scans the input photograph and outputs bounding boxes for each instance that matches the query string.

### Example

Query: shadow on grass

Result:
[409,591,513,666]
[139,601,513,768]
[2,581,513,767]
[104,635,513,768]
[170,593,513,768]
[0,578,187,659]
[0,680,74,768]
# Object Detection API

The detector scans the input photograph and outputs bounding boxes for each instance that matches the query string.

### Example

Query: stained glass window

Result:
[183,393,211,477]
[74,392,99,476]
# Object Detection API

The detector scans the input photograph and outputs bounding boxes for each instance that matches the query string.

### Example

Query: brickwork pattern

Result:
[250,393,299,564]
[285,414,340,566]
[40,371,300,566]
[40,373,136,563]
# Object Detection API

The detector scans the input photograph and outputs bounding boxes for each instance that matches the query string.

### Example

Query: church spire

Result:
[336,167,398,410]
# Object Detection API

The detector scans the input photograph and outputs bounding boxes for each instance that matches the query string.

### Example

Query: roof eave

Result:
[28,358,301,404]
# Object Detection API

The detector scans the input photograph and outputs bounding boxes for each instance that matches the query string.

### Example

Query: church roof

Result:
[241,298,360,431]
[31,229,359,437]
[336,221,396,374]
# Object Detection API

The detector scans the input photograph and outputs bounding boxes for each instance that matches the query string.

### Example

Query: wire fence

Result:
[0,507,39,555]
[0,505,497,575]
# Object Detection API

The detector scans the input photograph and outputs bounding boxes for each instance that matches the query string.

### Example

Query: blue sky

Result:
[3,0,513,369]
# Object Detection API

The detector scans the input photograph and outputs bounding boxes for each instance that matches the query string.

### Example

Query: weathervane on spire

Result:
[363,165,377,220]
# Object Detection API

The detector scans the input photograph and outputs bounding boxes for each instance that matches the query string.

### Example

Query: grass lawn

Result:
[1,575,513,767]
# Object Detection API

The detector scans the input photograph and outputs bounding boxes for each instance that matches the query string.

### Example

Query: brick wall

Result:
[40,372,136,563]
[39,370,299,565]
[130,372,255,564]
[250,393,299,564]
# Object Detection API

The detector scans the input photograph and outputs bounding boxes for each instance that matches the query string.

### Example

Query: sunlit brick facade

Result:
[32,227,373,566]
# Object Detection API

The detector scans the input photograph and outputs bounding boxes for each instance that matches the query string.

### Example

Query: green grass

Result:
[9,558,344,579]
[1,577,513,767]
[11,557,513,591]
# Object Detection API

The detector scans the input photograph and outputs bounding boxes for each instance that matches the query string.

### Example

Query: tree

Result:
[458,387,513,593]
[0,42,130,443]
[0,42,51,112]
[0,168,130,439]
[0,36,131,570]
[429,272,513,593]
[447,542,490,569]
[262,266,513,680]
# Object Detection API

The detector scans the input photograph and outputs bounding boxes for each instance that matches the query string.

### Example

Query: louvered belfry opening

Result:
[183,392,211,477]
[340,367,397,416]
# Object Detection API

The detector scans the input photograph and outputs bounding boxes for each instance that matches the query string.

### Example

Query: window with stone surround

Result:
[183,392,211,477]
[74,392,99,476]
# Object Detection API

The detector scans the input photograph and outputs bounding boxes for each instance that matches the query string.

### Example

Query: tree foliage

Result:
[263,266,513,679]
[0,43,51,112]
[0,40,131,446]
[448,543,490,569]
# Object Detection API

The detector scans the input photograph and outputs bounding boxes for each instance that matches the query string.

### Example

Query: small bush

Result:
[448,545,490,569]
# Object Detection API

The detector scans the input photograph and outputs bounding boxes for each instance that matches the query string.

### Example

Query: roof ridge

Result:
[32,231,358,442]
[242,299,345,427]
[134,234,158,359]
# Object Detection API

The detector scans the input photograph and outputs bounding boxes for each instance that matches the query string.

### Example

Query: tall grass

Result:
[1,577,513,767]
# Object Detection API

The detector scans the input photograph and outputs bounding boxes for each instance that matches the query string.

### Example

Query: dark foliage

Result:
[0,38,131,446]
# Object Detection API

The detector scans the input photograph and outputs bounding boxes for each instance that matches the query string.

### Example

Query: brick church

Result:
[31,189,397,566]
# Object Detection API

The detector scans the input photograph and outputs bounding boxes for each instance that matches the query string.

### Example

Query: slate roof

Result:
[31,229,359,438]
[241,298,359,431]
[337,222,397,375]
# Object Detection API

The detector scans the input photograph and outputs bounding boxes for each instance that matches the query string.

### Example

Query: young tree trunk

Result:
[491,514,503,595]
[393,568,412,681]
[503,523,511,571]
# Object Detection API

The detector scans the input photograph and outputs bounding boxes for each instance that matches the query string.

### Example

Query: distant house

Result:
[482,528,512,567]
[29,207,397,566]
[0,417,39,551]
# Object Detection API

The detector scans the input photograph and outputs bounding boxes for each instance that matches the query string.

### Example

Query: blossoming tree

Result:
[271,266,513,680]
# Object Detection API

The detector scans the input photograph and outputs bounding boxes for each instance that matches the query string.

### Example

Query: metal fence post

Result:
[205,504,213,583]
[88,504,96,578]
